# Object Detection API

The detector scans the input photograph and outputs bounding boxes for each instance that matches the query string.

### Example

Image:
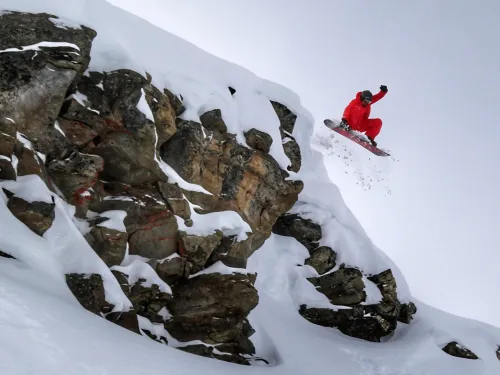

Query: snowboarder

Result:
[340,85,388,147]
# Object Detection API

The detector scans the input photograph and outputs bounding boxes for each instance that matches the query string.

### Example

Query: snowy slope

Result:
[0,0,499,374]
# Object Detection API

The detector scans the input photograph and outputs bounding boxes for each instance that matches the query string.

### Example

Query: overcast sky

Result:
[107,0,500,328]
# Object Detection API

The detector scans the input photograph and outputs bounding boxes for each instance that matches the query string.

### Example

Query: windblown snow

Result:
[0,0,499,374]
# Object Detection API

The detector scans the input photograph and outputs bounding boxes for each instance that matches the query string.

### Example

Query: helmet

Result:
[360,90,373,101]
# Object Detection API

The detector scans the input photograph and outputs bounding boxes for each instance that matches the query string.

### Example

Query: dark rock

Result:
[178,344,214,357]
[14,142,43,177]
[308,267,366,306]
[67,70,167,185]
[156,181,191,220]
[47,151,103,206]
[283,136,302,172]
[57,117,98,147]
[89,182,179,260]
[0,159,16,180]
[106,310,140,334]
[144,81,177,146]
[200,109,227,133]
[7,195,55,236]
[228,86,236,95]
[244,128,273,154]
[142,329,168,345]
[126,281,172,324]
[0,118,16,157]
[0,12,96,157]
[298,304,391,343]
[84,226,127,267]
[163,87,185,116]
[442,341,479,360]
[305,246,337,275]
[272,213,322,250]
[165,273,258,347]
[154,256,192,285]
[398,302,417,324]
[0,250,15,259]
[179,231,223,273]
[271,101,297,134]
[128,209,179,259]
[368,269,398,302]
[496,346,500,361]
[65,273,106,315]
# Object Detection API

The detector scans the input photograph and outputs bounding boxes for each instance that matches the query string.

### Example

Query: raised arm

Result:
[371,85,388,104]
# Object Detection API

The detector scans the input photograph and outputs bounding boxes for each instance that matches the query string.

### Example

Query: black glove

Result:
[380,85,388,93]
[340,118,351,131]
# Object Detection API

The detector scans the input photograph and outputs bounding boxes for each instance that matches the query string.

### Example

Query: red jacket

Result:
[342,90,386,128]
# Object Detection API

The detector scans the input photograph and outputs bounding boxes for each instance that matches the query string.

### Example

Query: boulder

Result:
[179,231,223,273]
[305,246,337,275]
[65,273,106,315]
[442,341,479,360]
[272,213,322,250]
[126,281,172,324]
[308,267,366,306]
[7,195,55,236]
[200,109,227,133]
[84,226,128,267]
[244,128,273,153]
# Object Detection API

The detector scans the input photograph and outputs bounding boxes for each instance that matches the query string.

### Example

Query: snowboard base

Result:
[323,119,390,157]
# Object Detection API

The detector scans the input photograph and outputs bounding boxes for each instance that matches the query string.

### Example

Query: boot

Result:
[367,136,377,147]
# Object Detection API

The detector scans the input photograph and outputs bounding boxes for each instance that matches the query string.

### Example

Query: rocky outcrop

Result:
[162,119,303,267]
[442,341,479,360]
[276,212,417,342]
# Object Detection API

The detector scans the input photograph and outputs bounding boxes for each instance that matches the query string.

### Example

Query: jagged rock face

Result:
[162,120,303,267]
[59,69,170,186]
[442,341,479,360]
[276,212,416,342]
[0,12,96,159]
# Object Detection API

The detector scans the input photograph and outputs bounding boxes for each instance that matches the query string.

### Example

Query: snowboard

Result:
[323,119,390,157]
